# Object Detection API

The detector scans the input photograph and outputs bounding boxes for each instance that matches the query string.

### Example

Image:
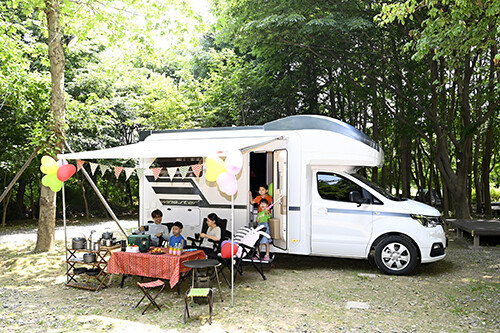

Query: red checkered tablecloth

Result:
[107,249,206,288]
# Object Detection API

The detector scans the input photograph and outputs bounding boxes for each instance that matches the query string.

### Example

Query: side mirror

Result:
[349,191,366,207]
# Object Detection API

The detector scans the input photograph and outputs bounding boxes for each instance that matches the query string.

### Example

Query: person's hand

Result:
[155,232,162,237]
[139,226,145,231]
[200,233,207,238]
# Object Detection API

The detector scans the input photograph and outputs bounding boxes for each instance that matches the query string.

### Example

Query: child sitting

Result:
[168,221,185,248]
[255,199,272,261]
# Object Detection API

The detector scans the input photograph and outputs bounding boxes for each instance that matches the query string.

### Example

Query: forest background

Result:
[0,0,499,252]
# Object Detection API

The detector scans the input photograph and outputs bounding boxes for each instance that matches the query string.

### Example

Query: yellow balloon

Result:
[40,155,59,175]
[205,155,226,182]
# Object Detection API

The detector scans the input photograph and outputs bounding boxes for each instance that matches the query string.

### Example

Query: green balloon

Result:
[268,182,273,197]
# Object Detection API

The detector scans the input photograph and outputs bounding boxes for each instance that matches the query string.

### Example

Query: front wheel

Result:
[374,236,418,275]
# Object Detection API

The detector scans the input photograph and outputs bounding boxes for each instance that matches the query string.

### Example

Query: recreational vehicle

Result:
[61,115,446,275]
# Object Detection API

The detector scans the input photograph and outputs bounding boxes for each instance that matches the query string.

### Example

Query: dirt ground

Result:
[0,222,499,333]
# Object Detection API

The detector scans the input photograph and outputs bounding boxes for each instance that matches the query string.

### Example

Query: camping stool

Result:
[184,287,214,324]
[135,279,165,315]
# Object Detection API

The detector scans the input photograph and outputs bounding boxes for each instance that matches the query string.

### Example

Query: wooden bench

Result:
[447,219,500,247]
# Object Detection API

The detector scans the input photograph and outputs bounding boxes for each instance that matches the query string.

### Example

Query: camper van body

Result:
[61,115,446,275]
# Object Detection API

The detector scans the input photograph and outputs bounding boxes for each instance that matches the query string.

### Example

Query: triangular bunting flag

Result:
[179,166,189,178]
[136,168,145,179]
[167,167,177,181]
[152,167,162,180]
[99,165,109,176]
[124,167,134,180]
[191,164,202,178]
[114,166,123,179]
[76,160,85,171]
[90,163,98,175]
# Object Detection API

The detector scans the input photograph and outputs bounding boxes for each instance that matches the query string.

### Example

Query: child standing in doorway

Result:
[249,184,273,212]
[255,198,272,261]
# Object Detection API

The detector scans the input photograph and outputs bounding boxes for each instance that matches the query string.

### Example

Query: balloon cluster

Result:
[220,240,239,258]
[40,156,76,192]
[205,150,243,196]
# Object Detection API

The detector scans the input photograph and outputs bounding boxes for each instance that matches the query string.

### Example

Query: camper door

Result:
[271,149,287,250]
[310,170,373,257]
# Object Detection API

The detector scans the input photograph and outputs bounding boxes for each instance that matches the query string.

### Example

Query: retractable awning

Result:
[58,135,281,160]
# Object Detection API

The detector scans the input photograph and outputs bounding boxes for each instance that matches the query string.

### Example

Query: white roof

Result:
[58,135,280,160]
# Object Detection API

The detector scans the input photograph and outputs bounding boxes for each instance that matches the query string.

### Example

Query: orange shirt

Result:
[255,194,273,212]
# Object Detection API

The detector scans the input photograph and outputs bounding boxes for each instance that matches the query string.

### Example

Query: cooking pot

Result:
[72,237,86,250]
[103,239,113,247]
[83,252,96,263]
[102,231,113,240]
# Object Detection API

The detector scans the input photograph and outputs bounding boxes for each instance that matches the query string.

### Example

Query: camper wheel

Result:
[374,235,418,275]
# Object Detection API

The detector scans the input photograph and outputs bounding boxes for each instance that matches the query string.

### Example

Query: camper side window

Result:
[317,173,363,202]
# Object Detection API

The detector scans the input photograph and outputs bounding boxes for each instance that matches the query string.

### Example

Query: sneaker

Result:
[252,256,260,261]
[263,255,270,261]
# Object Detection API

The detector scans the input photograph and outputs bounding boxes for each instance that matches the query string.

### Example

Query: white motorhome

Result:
[62,115,446,275]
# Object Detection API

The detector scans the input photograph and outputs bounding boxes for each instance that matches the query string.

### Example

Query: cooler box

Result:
[269,218,281,240]
[127,234,151,248]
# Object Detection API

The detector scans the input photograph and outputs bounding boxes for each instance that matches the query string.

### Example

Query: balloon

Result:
[40,156,59,175]
[217,172,238,196]
[57,159,69,167]
[220,242,238,258]
[42,173,63,192]
[268,182,273,197]
[225,150,243,176]
[57,164,76,182]
[205,155,226,182]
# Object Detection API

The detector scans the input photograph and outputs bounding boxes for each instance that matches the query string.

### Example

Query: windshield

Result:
[351,173,407,202]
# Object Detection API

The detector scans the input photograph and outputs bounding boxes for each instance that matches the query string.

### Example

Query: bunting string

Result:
[74,160,203,181]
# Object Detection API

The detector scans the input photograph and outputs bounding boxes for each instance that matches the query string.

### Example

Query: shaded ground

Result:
[0,221,499,332]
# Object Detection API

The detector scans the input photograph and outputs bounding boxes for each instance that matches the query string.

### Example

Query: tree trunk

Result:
[400,136,411,198]
[473,135,482,213]
[35,0,65,252]
[481,45,498,216]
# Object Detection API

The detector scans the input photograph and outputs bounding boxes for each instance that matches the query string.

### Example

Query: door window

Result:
[317,173,363,202]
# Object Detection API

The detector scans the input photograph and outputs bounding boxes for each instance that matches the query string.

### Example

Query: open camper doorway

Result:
[249,150,287,251]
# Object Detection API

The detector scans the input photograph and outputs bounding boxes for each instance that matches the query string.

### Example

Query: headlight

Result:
[410,214,443,228]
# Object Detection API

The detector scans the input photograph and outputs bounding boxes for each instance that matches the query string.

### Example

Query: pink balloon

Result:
[57,164,76,182]
[224,150,243,176]
[216,172,238,196]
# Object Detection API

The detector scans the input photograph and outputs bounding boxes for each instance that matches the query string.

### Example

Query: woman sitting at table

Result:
[192,213,221,256]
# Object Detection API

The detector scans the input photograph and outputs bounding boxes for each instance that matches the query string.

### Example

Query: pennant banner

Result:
[76,160,85,171]
[99,165,109,176]
[114,166,123,179]
[179,166,189,178]
[191,164,202,178]
[90,163,98,175]
[167,167,177,181]
[136,168,145,179]
[152,167,162,180]
[124,167,134,180]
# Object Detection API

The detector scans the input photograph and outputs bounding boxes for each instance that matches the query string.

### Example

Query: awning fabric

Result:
[58,136,280,160]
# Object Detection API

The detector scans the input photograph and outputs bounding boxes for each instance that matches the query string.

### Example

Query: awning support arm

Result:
[64,141,128,238]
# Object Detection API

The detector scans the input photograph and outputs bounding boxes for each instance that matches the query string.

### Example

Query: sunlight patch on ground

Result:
[78,315,180,333]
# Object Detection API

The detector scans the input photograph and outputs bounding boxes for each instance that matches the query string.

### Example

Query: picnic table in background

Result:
[108,249,206,288]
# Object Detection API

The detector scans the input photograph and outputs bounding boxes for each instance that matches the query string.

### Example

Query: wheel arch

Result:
[368,232,421,263]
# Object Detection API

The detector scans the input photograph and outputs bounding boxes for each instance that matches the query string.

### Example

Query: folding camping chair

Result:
[187,217,229,255]
[135,279,166,315]
[217,225,271,288]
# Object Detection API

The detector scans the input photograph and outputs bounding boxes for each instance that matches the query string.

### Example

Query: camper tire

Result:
[374,235,418,275]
